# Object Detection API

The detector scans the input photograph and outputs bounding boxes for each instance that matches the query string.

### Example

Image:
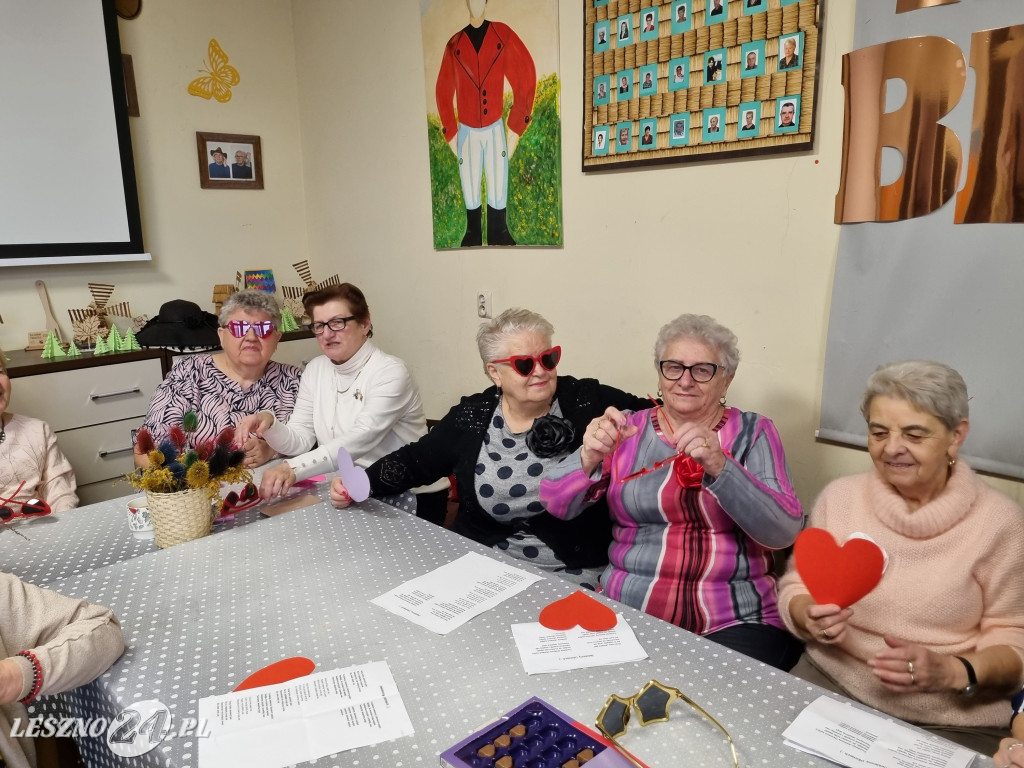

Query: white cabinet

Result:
[7,350,166,505]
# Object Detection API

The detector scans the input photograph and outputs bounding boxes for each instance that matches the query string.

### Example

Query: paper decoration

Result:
[94,333,110,355]
[66,341,82,358]
[244,270,276,293]
[107,324,124,353]
[68,283,141,348]
[279,307,300,332]
[234,657,315,692]
[122,328,141,351]
[336,447,371,502]
[187,39,240,103]
[40,331,66,360]
[538,590,617,632]
[281,260,340,324]
[793,528,885,609]
[212,283,236,314]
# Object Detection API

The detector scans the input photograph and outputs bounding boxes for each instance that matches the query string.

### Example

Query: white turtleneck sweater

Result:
[262,341,440,489]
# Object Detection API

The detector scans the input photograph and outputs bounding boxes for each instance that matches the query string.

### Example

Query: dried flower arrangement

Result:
[126,411,251,504]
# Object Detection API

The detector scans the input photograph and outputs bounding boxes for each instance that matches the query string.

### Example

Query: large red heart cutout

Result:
[794,528,885,609]
[234,657,315,692]
[539,590,617,632]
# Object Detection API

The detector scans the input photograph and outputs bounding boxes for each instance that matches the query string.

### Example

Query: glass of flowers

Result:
[125,411,252,548]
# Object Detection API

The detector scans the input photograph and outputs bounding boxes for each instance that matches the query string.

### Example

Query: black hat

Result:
[210,147,226,157]
[135,300,220,350]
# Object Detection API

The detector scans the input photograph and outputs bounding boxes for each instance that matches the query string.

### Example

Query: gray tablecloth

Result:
[39,498,848,768]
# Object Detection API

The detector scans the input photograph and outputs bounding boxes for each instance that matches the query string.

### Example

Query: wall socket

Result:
[476,291,492,319]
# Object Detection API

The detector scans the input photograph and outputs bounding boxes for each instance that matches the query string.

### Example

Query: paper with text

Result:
[783,695,975,768]
[370,551,543,634]
[511,613,648,674]
[198,661,413,768]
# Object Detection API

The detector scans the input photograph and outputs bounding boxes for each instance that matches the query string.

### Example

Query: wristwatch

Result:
[954,656,978,697]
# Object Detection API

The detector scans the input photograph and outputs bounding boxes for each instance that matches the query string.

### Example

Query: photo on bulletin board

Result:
[593,125,610,155]
[705,0,728,25]
[741,40,766,78]
[196,132,263,190]
[775,95,801,133]
[671,1,692,33]
[668,57,690,91]
[737,102,761,138]
[638,118,658,150]
[638,64,658,96]
[583,0,822,170]
[594,20,610,52]
[669,113,690,147]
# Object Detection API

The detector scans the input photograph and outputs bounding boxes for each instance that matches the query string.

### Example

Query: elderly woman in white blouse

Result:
[237,283,447,523]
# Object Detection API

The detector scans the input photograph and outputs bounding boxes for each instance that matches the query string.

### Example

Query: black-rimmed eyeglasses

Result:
[658,360,719,383]
[310,315,356,335]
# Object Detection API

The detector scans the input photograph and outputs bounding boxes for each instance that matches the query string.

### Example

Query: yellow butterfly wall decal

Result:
[187,39,240,102]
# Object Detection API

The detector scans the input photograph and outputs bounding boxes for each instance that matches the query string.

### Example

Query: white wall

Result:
[4,0,1020,508]
[0,0,309,356]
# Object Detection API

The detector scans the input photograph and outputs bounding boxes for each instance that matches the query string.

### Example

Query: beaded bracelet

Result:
[16,650,43,704]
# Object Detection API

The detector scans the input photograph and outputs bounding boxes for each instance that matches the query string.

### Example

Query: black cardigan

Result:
[366,376,648,569]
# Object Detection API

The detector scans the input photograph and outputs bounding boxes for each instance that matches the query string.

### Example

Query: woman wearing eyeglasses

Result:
[329,308,647,585]
[135,290,302,469]
[540,314,804,670]
[0,348,78,514]
[239,283,448,523]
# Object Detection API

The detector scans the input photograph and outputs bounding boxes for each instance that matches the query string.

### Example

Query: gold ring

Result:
[819,629,832,640]
[702,440,710,449]
[907,661,914,675]
[910,672,916,685]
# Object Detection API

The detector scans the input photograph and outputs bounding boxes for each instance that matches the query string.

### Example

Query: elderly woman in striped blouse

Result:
[540,314,804,670]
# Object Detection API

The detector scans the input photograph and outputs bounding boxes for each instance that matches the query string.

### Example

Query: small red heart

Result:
[794,528,885,609]
[539,590,617,632]
[234,657,315,691]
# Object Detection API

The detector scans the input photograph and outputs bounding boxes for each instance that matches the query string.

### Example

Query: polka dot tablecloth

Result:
[0,491,268,587]
[37,499,883,768]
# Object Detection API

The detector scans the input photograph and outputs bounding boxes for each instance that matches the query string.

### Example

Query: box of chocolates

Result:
[440,697,638,768]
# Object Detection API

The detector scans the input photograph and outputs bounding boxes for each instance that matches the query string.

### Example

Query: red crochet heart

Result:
[234,657,315,691]
[794,528,885,609]
[673,456,704,488]
[539,590,617,632]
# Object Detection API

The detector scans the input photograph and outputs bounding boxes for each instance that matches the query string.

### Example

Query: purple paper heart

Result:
[336,447,370,502]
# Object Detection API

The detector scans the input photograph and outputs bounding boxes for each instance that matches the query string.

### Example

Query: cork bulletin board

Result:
[584,0,822,170]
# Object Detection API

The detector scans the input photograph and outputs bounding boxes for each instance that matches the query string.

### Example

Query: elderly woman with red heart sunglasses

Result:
[779,360,1024,754]
[330,308,647,587]
[540,314,804,670]
[0,348,77,515]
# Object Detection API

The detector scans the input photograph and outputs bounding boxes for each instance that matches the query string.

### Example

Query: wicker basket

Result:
[145,488,213,549]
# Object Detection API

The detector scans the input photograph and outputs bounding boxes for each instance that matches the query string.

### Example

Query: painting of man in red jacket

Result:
[436,0,536,246]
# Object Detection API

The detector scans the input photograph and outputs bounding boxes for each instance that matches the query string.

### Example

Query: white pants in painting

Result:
[457,118,508,209]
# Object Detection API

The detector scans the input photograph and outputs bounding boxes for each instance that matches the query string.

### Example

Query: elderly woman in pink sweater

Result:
[779,360,1024,754]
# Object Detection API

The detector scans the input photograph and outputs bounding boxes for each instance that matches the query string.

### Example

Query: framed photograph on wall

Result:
[196,131,264,189]
[583,0,823,171]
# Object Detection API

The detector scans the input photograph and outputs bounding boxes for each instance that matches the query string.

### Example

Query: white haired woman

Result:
[779,361,1024,754]
[540,314,804,670]
[135,290,302,469]
[330,308,648,587]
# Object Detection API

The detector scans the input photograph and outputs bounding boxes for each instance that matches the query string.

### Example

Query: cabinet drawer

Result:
[12,359,162,431]
[55,417,144,487]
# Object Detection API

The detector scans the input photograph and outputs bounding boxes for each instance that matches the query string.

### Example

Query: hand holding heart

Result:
[330,448,370,508]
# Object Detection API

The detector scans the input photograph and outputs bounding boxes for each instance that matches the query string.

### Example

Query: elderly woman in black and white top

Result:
[329,308,647,588]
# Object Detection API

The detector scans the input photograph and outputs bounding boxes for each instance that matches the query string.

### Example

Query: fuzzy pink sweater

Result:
[778,462,1024,727]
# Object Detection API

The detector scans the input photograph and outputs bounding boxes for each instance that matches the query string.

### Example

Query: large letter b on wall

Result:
[835,37,966,223]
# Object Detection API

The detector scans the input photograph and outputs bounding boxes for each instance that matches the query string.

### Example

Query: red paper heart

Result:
[539,590,617,632]
[234,657,315,692]
[794,528,885,609]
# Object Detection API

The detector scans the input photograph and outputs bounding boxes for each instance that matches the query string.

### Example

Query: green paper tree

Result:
[41,330,66,359]
[94,332,109,355]
[108,324,124,352]
[66,341,82,358]
[279,306,300,333]
[123,327,141,351]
